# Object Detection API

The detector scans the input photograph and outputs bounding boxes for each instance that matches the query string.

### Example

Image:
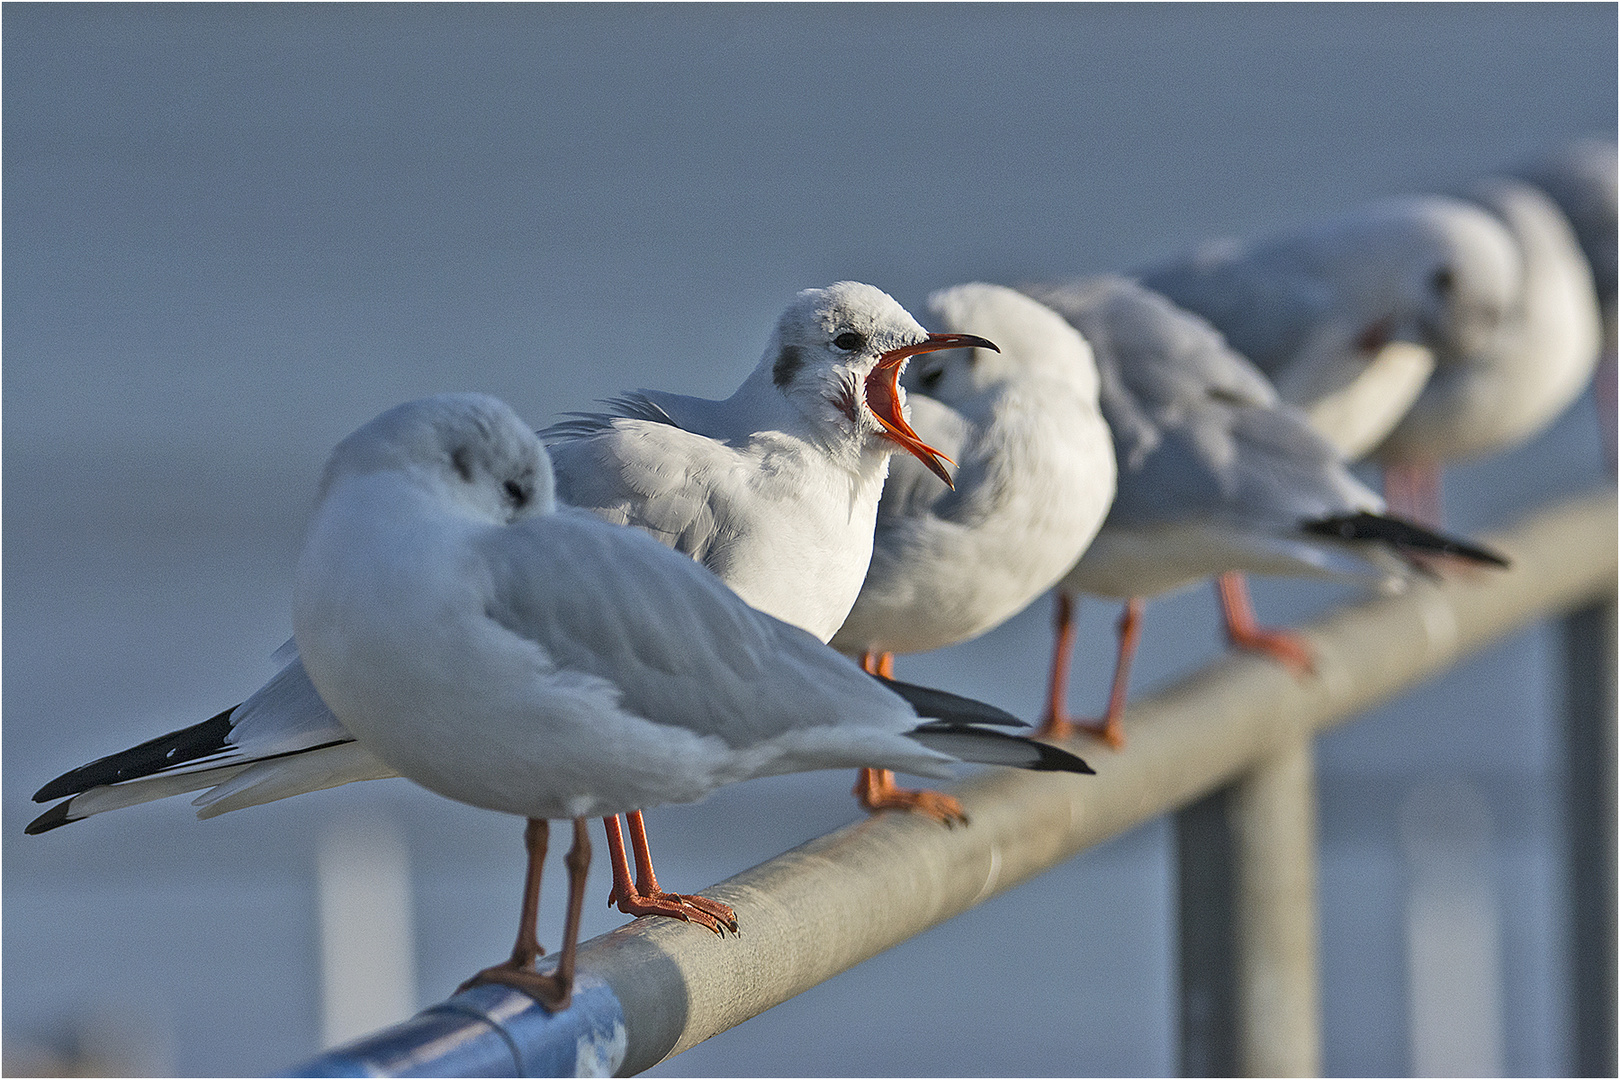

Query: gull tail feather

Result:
[906,723,1094,774]
[25,764,254,834]
[193,742,398,818]
[1301,512,1510,568]
[869,675,1026,727]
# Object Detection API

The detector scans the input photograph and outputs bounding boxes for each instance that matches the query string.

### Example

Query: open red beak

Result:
[864,332,999,489]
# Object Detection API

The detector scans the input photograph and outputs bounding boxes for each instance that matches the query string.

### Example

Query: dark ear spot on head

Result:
[772,344,804,388]
[451,445,475,482]
[1354,316,1393,355]
[1430,266,1455,296]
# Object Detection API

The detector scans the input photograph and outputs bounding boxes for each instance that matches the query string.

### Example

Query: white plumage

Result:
[831,283,1116,658]
[1374,177,1602,467]
[1139,195,1524,459]
[543,281,988,642]
[289,395,1080,821]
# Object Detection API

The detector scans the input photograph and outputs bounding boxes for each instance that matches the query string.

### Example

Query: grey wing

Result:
[1032,276,1277,412]
[1136,239,1335,382]
[1104,392,1374,532]
[1221,401,1380,523]
[1033,277,1375,529]
[875,395,973,525]
[545,416,739,564]
[479,510,912,748]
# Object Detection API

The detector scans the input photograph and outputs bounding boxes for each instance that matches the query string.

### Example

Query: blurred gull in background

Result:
[1373,159,1608,522]
[1138,196,1523,463]
[1023,276,1510,747]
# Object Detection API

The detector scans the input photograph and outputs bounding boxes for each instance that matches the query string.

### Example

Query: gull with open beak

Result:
[25,284,1004,943]
[543,282,998,868]
[544,281,987,640]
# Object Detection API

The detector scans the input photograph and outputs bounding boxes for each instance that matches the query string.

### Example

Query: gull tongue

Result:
[861,331,998,488]
[865,360,955,488]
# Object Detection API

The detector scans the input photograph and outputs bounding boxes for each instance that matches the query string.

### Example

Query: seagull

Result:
[543,281,992,642]
[1138,195,1523,462]
[542,281,997,834]
[1022,276,1510,748]
[830,283,1115,814]
[1374,176,1603,523]
[33,394,1094,1009]
[1511,137,1618,468]
[1511,137,1617,356]
[30,282,1001,931]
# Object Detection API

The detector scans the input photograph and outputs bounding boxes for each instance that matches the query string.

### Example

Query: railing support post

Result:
[1563,598,1617,1077]
[1179,737,1321,1077]
[1177,784,1239,1076]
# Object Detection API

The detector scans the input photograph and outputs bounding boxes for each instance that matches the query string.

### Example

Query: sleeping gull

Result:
[830,283,1115,813]
[1023,277,1509,747]
[33,394,1092,1006]
[1375,173,1604,522]
[1138,195,1523,461]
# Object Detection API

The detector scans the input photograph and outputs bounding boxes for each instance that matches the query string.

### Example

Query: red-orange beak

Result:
[864,332,998,489]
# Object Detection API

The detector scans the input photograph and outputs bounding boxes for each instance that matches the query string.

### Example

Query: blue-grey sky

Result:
[5,5,1614,1075]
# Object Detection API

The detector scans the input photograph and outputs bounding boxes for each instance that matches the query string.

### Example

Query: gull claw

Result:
[855,769,970,826]
[1038,714,1126,751]
[614,889,738,935]
[458,962,573,1012]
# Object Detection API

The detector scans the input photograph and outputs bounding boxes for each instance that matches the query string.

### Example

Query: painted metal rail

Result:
[294,490,1617,1078]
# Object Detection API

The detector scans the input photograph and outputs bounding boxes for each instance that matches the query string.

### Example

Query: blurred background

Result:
[4,5,1613,1075]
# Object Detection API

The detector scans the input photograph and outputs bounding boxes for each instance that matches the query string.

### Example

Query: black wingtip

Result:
[1027,741,1095,775]
[909,721,1095,775]
[867,673,1027,728]
[33,706,238,803]
[1302,512,1511,569]
[25,801,74,835]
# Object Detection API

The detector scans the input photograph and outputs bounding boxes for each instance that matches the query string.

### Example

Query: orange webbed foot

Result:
[612,887,737,935]
[854,768,969,826]
[1037,713,1126,750]
[1227,624,1315,675]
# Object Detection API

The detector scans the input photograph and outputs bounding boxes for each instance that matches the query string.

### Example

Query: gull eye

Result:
[917,365,945,390]
[503,479,529,507]
[1430,266,1455,296]
[833,331,866,352]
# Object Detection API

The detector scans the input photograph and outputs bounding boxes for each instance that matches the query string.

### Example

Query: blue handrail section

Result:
[293,975,628,1078]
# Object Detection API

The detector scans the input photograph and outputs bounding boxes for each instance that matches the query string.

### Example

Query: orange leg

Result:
[1215,572,1314,674]
[1038,591,1136,750]
[601,812,736,934]
[1383,459,1444,529]
[459,817,591,1012]
[853,650,968,825]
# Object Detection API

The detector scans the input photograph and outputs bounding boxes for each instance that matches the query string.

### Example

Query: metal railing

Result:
[294,490,1617,1078]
